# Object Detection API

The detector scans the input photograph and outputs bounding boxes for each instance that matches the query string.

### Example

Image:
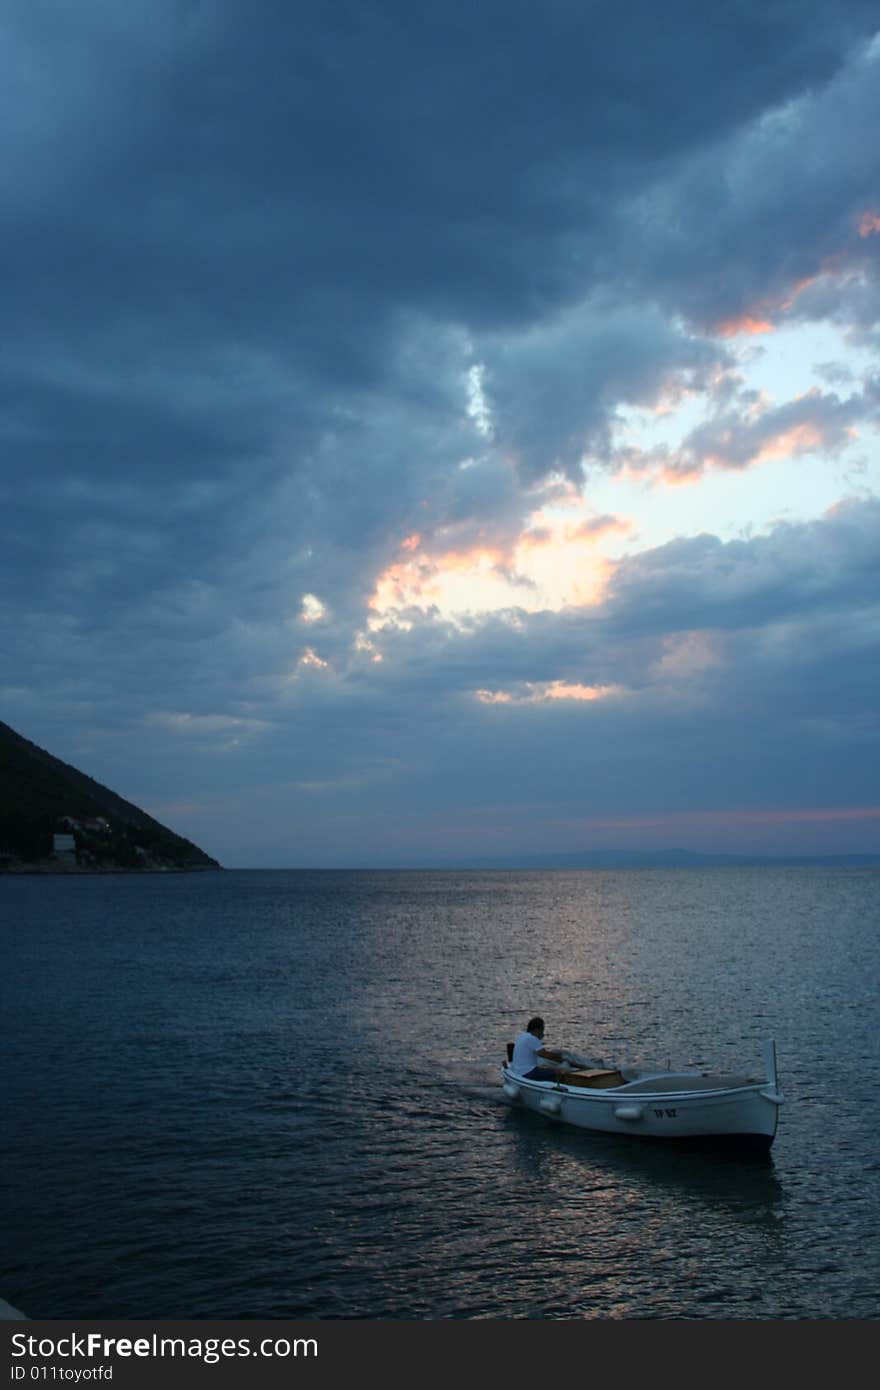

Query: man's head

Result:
[527,1016,545,1038]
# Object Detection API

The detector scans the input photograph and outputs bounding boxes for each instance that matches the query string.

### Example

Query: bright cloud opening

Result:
[474,681,623,705]
[300,593,328,623]
[368,504,627,629]
[297,647,329,672]
[716,314,775,338]
[466,363,493,438]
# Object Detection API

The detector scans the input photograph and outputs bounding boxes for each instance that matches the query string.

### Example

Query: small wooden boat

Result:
[501,1039,783,1151]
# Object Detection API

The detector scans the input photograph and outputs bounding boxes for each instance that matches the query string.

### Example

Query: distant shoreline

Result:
[0,861,223,876]
[190,856,880,871]
[3,857,877,875]
[436,853,880,871]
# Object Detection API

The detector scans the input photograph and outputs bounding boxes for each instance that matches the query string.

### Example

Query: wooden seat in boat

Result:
[558,1068,625,1089]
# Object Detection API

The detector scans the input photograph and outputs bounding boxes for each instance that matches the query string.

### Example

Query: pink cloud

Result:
[858,210,880,238]
[715,313,775,338]
[617,383,869,484]
[474,681,622,705]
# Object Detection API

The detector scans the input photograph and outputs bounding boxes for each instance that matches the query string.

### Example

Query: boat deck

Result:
[616,1072,759,1094]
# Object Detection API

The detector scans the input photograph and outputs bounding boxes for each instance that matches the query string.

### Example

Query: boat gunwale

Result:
[501,1064,781,1105]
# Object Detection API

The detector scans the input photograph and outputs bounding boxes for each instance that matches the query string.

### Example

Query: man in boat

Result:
[512,1017,568,1081]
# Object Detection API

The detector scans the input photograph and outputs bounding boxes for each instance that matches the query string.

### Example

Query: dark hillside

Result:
[0,719,220,870]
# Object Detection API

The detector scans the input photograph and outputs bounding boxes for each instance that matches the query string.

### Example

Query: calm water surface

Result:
[1,868,878,1319]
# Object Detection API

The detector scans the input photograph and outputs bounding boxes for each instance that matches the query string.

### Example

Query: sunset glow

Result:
[475,681,622,705]
[5,3,879,871]
[297,647,329,672]
[858,210,880,237]
[716,314,774,338]
[368,505,624,626]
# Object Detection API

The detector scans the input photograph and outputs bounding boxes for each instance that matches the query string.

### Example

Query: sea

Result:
[1,867,878,1321]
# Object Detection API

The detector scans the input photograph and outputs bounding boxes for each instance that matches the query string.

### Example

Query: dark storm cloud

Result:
[6,2,879,385]
[616,29,880,331]
[480,304,729,481]
[4,5,877,484]
[3,1,880,861]
[600,495,880,635]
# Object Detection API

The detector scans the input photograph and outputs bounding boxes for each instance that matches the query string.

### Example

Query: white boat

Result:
[501,1039,783,1151]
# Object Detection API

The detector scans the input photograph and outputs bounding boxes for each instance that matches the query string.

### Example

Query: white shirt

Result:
[512,1030,546,1073]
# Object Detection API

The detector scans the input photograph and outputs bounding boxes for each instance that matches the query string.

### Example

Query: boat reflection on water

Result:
[502,1101,784,1223]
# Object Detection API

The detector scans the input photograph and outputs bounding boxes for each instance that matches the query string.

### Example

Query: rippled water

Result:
[1,867,878,1319]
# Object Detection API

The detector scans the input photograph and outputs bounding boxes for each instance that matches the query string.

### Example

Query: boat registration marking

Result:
[653,1108,678,1118]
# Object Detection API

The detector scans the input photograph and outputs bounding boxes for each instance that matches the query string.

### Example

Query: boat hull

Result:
[502,1067,782,1150]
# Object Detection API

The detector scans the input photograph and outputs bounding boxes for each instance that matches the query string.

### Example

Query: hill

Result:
[0,719,220,872]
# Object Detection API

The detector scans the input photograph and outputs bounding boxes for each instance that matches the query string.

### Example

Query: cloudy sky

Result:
[3,1,880,867]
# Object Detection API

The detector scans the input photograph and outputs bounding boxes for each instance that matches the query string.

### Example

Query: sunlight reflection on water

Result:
[1,867,878,1318]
